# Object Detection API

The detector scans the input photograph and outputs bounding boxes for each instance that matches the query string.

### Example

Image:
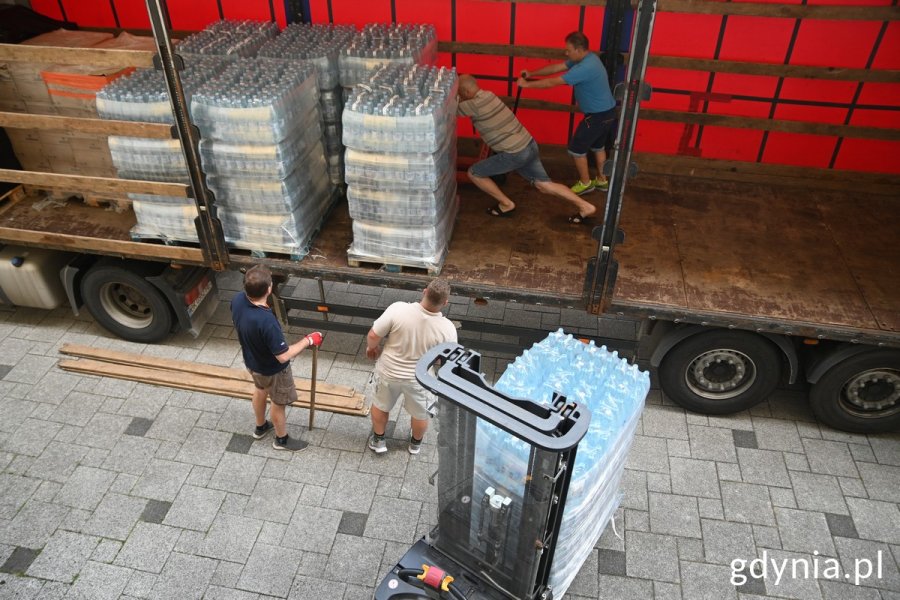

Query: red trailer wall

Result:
[29,0,900,174]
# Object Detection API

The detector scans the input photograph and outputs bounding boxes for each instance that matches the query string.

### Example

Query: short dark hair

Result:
[424,278,450,306]
[565,31,590,51]
[244,265,272,299]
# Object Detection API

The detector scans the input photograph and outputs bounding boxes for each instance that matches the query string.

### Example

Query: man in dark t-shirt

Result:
[231,265,322,451]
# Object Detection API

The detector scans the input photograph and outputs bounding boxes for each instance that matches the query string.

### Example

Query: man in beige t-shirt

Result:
[365,278,458,455]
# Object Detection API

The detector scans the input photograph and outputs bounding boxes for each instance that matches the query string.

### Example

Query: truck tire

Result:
[659,331,781,414]
[809,350,900,433]
[80,262,173,343]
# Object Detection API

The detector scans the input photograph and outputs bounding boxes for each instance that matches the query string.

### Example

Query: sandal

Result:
[567,212,594,225]
[487,204,516,218]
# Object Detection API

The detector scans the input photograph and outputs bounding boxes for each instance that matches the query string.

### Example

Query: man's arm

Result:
[366,328,383,360]
[522,63,567,78]
[275,331,323,364]
[517,75,566,89]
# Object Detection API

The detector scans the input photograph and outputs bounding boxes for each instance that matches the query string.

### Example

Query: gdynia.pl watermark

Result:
[731,550,885,586]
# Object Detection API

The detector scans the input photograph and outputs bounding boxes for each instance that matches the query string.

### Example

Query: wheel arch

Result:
[650,324,799,385]
[805,344,884,384]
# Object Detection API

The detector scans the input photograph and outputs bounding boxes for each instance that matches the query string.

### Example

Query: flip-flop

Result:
[487,204,516,218]
[567,212,594,225]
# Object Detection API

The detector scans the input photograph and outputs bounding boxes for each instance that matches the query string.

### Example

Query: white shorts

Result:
[369,371,434,421]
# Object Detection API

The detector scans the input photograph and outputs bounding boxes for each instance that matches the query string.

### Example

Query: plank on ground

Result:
[57,358,367,415]
[59,343,357,398]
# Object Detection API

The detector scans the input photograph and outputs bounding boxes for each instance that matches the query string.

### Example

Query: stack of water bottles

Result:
[338,23,438,88]
[96,58,225,240]
[177,20,278,60]
[476,329,649,599]
[190,58,333,255]
[343,64,458,271]
[258,23,356,185]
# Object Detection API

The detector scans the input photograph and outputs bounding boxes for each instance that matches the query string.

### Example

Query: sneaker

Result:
[570,180,595,195]
[592,177,609,191]
[252,420,273,439]
[272,434,308,452]
[408,436,422,455]
[368,434,387,454]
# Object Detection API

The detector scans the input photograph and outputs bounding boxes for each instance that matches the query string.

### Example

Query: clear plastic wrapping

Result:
[177,20,278,59]
[348,171,456,226]
[338,23,438,87]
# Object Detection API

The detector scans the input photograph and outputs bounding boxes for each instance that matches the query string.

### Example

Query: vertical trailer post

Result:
[145,0,229,271]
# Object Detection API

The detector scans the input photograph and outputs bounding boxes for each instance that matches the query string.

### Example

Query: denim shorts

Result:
[568,108,617,156]
[469,139,550,184]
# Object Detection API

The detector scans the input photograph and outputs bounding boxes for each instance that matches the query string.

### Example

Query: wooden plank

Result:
[479,0,605,5]
[59,343,358,399]
[0,226,204,262]
[657,0,900,20]
[0,43,154,68]
[0,169,189,198]
[440,41,563,60]
[0,112,173,139]
[649,56,900,84]
[58,358,368,415]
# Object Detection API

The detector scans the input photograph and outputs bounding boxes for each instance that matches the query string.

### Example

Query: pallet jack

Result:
[373,343,590,600]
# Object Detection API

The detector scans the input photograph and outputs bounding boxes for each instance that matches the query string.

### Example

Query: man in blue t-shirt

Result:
[231,265,323,451]
[519,31,617,219]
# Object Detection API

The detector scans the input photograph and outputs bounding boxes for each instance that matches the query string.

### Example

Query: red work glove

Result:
[304,332,323,347]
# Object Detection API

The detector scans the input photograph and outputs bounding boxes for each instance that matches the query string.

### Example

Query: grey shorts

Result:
[250,365,297,406]
[469,139,550,184]
[368,371,434,420]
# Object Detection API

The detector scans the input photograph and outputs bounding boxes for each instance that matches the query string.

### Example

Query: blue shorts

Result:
[568,109,617,156]
[469,140,550,184]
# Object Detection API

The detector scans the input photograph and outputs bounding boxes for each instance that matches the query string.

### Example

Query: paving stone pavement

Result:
[0,275,898,599]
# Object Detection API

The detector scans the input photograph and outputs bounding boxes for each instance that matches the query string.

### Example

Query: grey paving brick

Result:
[220,492,251,515]
[737,447,792,488]
[0,474,40,519]
[374,475,402,499]
[144,406,201,443]
[856,462,900,503]
[363,496,421,544]
[226,433,253,454]
[322,469,378,513]
[118,383,171,419]
[47,391,104,427]
[0,546,40,574]
[753,524,783,550]
[2,354,55,385]
[625,508,650,532]
[140,499,172,525]
[721,482,776,526]
[163,485,226,531]
[847,497,900,545]
[689,425,737,463]
[289,575,347,600]
[833,537,900,592]
[670,457,720,499]
[131,459,192,502]
[358,444,410,476]
[825,513,859,539]
[115,522,181,573]
[848,442,877,464]
[243,477,303,524]
[870,437,900,466]
[26,530,98,583]
[775,507,837,556]
[785,452,811,472]
[91,539,122,563]
[24,371,81,406]
[757,548,826,599]
[625,530,679,582]
[66,561,133,600]
[621,469,648,510]
[647,472,671,493]
[803,439,860,478]
[790,471,849,516]
[150,552,218,600]
[82,493,147,540]
[733,429,759,449]
[597,548,626,575]
[752,417,804,453]
[680,561,737,600]
[124,417,154,437]
[594,574,653,600]
[208,453,265,494]
[236,543,300,596]
[0,500,69,548]
[101,436,160,477]
[283,505,342,552]
[0,574,43,598]
[818,580,882,600]
[680,538,707,563]
[770,485,798,509]
[4,418,62,457]
[702,518,756,565]
[324,534,386,587]
[649,492,701,538]
[204,586,261,599]
[54,465,117,510]
[641,405,689,440]
[626,435,670,473]
[731,563,768,596]
[122,568,157,598]
[839,476,868,498]
[74,412,132,450]
[698,497,725,520]
[179,514,263,563]
[175,428,231,468]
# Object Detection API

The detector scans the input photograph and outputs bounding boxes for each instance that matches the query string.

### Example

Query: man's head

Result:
[458,74,480,100]
[244,265,273,300]
[564,31,591,63]
[422,278,451,310]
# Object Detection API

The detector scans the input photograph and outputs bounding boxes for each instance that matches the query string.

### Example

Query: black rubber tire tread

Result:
[809,349,900,434]
[80,261,173,343]
[659,330,782,415]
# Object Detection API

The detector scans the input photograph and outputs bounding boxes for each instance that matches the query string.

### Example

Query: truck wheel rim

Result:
[840,369,900,418]
[98,282,153,329]
[685,349,756,400]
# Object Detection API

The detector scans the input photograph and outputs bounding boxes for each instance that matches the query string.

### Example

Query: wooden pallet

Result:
[346,256,443,276]
[58,343,369,425]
